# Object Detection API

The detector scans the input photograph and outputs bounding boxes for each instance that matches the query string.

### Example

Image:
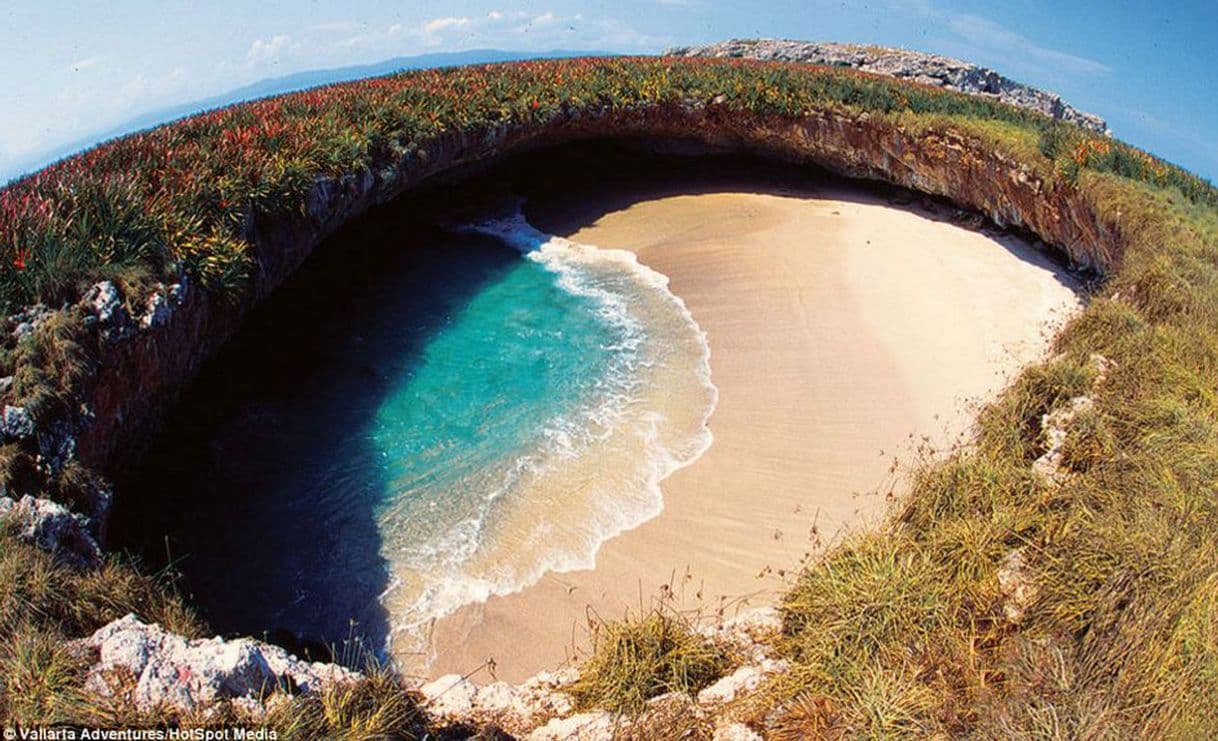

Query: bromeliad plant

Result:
[1,57,1213,315]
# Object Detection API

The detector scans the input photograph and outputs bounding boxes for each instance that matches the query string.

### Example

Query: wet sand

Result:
[419,176,1080,682]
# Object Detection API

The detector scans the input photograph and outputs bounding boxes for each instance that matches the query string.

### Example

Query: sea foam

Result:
[378,204,717,666]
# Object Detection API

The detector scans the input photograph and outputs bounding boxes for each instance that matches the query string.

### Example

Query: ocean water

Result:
[114,203,715,665]
[377,209,717,660]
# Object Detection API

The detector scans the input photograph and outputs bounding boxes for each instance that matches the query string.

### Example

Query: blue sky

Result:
[2,1,1215,182]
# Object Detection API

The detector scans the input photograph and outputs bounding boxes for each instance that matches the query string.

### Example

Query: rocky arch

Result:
[22,102,1120,539]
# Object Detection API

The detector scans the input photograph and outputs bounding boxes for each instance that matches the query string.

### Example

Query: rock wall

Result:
[667,39,1109,133]
[10,100,1122,543]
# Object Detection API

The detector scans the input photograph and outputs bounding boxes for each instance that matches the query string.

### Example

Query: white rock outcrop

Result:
[2,404,34,440]
[1032,394,1095,479]
[72,598,793,733]
[80,614,359,713]
[700,664,764,705]
[528,710,616,740]
[713,721,764,741]
[997,548,1038,623]
[1032,354,1112,482]
[0,494,102,567]
[699,606,784,663]
[420,673,479,717]
[667,39,1109,133]
[420,667,579,733]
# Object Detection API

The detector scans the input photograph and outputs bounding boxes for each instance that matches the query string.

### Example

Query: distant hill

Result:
[4,48,613,184]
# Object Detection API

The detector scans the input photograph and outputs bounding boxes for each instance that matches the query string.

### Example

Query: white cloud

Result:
[246,34,295,67]
[70,56,101,72]
[311,21,362,34]
[114,66,190,107]
[882,0,1109,80]
[570,16,668,50]
[948,14,1110,75]
[333,9,662,54]
[423,17,471,35]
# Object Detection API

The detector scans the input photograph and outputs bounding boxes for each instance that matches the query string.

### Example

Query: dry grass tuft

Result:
[570,606,731,715]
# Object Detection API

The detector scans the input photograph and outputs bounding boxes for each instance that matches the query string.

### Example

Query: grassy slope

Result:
[755,165,1218,736]
[0,58,1215,737]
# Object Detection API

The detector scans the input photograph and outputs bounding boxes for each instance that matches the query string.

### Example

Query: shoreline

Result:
[381,212,721,660]
[414,172,1082,682]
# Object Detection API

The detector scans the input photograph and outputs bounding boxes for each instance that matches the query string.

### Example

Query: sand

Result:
[418,176,1081,682]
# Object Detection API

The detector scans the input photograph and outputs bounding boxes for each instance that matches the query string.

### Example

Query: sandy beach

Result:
[419,172,1081,682]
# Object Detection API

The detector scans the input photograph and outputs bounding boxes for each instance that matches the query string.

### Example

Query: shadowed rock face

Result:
[1,59,1130,728]
[27,100,1124,543]
[666,39,1109,134]
[0,494,102,567]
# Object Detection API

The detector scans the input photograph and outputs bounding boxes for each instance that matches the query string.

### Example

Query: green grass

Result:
[0,525,201,726]
[1,57,1212,313]
[1,56,1217,736]
[0,527,438,737]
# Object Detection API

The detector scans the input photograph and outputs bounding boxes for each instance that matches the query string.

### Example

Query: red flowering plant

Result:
[0,57,1209,314]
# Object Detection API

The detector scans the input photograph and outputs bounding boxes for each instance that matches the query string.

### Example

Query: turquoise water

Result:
[113,206,715,664]
[370,243,626,538]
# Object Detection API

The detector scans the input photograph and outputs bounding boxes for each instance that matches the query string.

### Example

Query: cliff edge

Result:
[666,38,1108,133]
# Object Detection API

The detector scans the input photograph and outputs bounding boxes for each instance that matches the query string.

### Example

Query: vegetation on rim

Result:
[0,55,1216,737]
[1,57,1212,314]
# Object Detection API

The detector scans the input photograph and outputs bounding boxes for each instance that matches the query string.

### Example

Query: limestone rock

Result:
[699,665,766,705]
[85,280,134,341]
[81,614,360,713]
[528,710,616,740]
[525,667,580,689]
[421,669,578,734]
[697,658,788,706]
[474,681,523,715]
[2,404,34,440]
[700,606,784,663]
[9,304,53,341]
[517,668,577,717]
[667,39,1108,133]
[1033,354,1112,482]
[88,281,123,323]
[1033,395,1095,479]
[997,549,1037,623]
[0,494,101,567]
[713,721,764,741]
[141,291,172,329]
[420,673,479,718]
